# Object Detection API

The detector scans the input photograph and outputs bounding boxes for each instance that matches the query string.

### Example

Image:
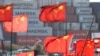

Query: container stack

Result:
[3,0,100,46]
[90,3,100,38]
[67,0,99,39]
[3,0,53,46]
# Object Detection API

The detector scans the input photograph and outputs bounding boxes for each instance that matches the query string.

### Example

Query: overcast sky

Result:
[90,0,100,2]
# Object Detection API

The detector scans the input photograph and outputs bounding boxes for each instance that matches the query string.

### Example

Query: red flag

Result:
[76,40,95,56]
[44,33,73,53]
[0,4,13,21]
[3,14,28,32]
[16,51,34,56]
[39,2,66,22]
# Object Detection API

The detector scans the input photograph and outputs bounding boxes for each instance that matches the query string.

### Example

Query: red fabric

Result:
[39,3,66,22]
[44,33,73,53]
[0,4,13,21]
[16,51,34,56]
[76,40,95,56]
[3,14,28,32]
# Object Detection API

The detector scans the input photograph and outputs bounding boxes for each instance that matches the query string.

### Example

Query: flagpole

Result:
[1,40,5,55]
[10,19,13,56]
[10,5,13,56]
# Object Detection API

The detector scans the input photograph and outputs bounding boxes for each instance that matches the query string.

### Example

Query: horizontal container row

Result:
[4,0,70,8]
[67,15,95,22]
[68,7,92,15]
[16,36,46,46]
[44,23,99,31]
[17,27,53,36]
[61,23,98,31]
[42,14,96,22]
[15,30,92,46]
[6,0,90,8]
[13,7,93,18]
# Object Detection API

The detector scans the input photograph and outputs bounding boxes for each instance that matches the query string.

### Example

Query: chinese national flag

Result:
[3,14,28,32]
[16,51,34,56]
[0,4,13,21]
[76,40,95,56]
[39,2,66,22]
[44,33,73,53]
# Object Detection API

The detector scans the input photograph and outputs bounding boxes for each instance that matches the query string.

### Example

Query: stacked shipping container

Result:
[2,0,100,47]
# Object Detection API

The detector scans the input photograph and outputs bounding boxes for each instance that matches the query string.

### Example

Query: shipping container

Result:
[67,30,89,38]
[13,9,40,17]
[44,23,52,27]
[67,15,78,22]
[53,30,66,36]
[59,22,80,31]
[17,27,53,36]
[28,18,44,27]
[95,11,100,19]
[59,23,68,30]
[76,7,92,15]
[78,15,95,22]
[51,22,60,31]
[72,0,89,7]
[91,32,100,38]
[67,23,80,30]
[16,36,46,45]
[67,6,75,14]
[81,23,99,30]
[6,0,38,9]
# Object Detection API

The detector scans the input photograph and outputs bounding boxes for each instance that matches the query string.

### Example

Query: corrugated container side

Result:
[59,22,80,31]
[13,9,40,17]
[91,32,100,38]
[16,36,46,46]
[53,30,66,36]
[51,22,60,31]
[67,30,89,38]
[28,18,44,27]
[81,23,99,30]
[59,23,67,30]
[76,7,92,15]
[67,7,75,14]
[8,0,38,9]
[73,0,89,7]
[69,23,81,30]
[78,15,95,22]
[67,15,78,22]
[17,27,53,36]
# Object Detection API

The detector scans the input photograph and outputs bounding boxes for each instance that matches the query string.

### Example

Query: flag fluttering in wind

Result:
[76,40,95,56]
[16,51,34,56]
[39,2,66,22]
[44,33,73,53]
[3,14,28,32]
[0,4,13,21]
